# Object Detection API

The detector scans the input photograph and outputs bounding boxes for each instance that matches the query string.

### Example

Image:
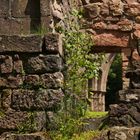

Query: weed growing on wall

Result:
[50,8,104,139]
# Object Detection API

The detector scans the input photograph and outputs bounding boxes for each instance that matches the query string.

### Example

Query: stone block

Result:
[93,31,130,48]
[1,89,12,110]
[117,19,133,31]
[118,89,140,102]
[84,3,101,18]
[10,18,22,35]
[109,0,124,16]
[0,75,23,88]
[10,18,31,35]
[92,22,120,30]
[0,0,9,17]
[109,104,129,117]
[24,75,40,87]
[124,4,140,17]
[109,103,140,127]
[124,0,138,4]
[0,35,43,52]
[0,18,31,35]
[0,18,10,35]
[101,127,140,140]
[0,110,46,132]
[0,77,7,88]
[135,16,140,23]
[40,72,64,88]
[92,22,107,30]
[13,55,24,74]
[41,17,52,33]
[7,75,23,88]
[0,55,13,74]
[23,72,64,89]
[132,49,140,61]
[104,16,120,22]
[34,112,46,131]
[11,0,40,18]
[100,3,109,16]
[12,89,64,110]
[44,33,63,55]
[0,110,28,131]
[23,55,62,74]
[40,0,51,16]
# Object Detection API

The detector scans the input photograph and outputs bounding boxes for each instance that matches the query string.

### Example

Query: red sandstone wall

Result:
[82,0,140,89]
[82,0,140,48]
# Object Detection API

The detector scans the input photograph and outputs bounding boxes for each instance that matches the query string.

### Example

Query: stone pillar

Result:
[89,53,115,111]
[90,91,105,112]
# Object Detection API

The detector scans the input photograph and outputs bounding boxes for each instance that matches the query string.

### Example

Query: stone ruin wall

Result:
[0,0,71,139]
[81,1,140,138]
[0,0,140,139]
[81,0,140,112]
[82,0,140,87]
[0,33,64,135]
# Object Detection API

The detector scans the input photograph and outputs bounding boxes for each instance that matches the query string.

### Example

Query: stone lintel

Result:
[92,31,130,48]
[0,35,43,52]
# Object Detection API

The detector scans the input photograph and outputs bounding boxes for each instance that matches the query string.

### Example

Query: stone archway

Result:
[88,47,140,112]
[88,53,116,111]
[82,0,140,111]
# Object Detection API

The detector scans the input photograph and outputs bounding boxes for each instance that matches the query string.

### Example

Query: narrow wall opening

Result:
[105,54,123,110]
[25,0,41,33]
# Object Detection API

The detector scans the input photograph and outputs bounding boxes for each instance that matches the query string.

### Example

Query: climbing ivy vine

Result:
[63,9,104,97]
[50,9,104,139]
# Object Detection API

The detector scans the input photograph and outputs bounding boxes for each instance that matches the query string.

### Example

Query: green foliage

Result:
[85,111,108,119]
[50,130,100,140]
[0,110,5,118]
[50,8,104,140]
[106,54,122,109]
[71,130,100,140]
[32,25,49,36]
[58,118,83,138]
[62,9,104,99]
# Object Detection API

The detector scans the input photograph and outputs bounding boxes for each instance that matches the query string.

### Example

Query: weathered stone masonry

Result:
[0,0,70,139]
[0,0,52,35]
[82,0,140,111]
[0,0,140,139]
[0,33,64,138]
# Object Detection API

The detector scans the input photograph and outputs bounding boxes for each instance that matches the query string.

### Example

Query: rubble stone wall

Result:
[0,33,64,139]
[0,0,72,139]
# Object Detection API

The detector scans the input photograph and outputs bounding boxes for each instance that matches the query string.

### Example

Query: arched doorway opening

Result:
[105,54,123,110]
[88,48,131,112]
[88,53,116,111]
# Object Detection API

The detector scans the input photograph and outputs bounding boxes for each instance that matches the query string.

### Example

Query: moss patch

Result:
[85,111,108,118]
